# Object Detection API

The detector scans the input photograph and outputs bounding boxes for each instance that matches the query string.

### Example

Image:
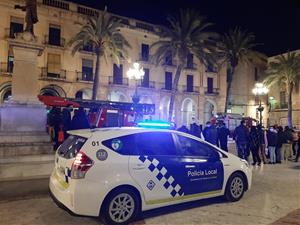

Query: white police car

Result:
[49,125,252,225]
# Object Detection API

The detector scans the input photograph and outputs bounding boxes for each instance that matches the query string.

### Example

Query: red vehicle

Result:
[38,95,155,128]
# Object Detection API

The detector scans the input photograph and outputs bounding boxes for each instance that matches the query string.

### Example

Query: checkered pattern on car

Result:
[64,167,71,183]
[138,155,184,197]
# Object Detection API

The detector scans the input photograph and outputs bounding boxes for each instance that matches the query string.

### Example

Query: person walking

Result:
[203,122,218,146]
[282,126,293,162]
[267,126,278,164]
[257,125,267,164]
[249,126,261,166]
[276,126,285,163]
[217,122,230,152]
[234,120,249,160]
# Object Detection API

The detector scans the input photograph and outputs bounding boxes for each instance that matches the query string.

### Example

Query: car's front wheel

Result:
[225,172,246,202]
[101,188,140,225]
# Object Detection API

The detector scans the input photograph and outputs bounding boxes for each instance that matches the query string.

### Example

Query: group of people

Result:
[177,121,231,152]
[177,119,300,166]
[47,106,91,149]
[233,120,300,165]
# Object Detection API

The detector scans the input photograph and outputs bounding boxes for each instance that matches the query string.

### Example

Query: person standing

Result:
[203,122,218,146]
[294,131,300,162]
[62,108,72,139]
[276,126,285,163]
[249,126,261,166]
[267,126,278,164]
[257,125,267,164]
[234,120,249,160]
[217,122,230,152]
[282,126,293,162]
[177,124,190,134]
[71,107,90,130]
[292,129,299,156]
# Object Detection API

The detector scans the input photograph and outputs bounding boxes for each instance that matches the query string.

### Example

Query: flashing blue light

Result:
[137,121,171,129]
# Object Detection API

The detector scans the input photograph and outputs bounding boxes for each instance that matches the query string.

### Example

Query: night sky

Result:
[66,0,300,56]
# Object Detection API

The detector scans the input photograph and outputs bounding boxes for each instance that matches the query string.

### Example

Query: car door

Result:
[174,134,224,197]
[129,131,187,205]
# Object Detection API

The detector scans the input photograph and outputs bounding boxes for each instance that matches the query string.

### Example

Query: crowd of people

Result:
[47,106,92,149]
[177,119,300,165]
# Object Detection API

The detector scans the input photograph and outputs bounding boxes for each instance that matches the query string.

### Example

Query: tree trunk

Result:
[287,83,293,128]
[224,66,235,113]
[168,65,183,122]
[92,53,100,100]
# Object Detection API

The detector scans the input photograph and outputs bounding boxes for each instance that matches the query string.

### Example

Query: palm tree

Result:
[151,9,217,122]
[69,9,131,100]
[217,28,266,113]
[263,51,300,127]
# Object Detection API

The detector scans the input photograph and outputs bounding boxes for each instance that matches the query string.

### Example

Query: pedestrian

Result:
[233,120,249,160]
[276,126,285,163]
[48,107,62,150]
[190,118,201,138]
[292,129,299,156]
[217,122,230,152]
[267,126,278,164]
[203,122,218,146]
[257,124,267,164]
[282,126,293,162]
[249,126,261,166]
[71,107,90,130]
[62,107,71,139]
[177,124,189,134]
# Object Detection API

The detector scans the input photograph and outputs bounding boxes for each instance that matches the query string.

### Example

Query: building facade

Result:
[0,0,227,127]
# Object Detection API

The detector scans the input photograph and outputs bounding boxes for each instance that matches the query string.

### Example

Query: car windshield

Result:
[57,135,87,159]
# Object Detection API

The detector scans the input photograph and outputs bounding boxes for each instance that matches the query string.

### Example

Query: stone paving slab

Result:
[270,208,300,225]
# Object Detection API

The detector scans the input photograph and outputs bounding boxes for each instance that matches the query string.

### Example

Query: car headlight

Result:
[240,159,249,168]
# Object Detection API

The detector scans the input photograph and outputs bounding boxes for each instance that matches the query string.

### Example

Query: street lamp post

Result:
[127,62,145,104]
[252,83,269,125]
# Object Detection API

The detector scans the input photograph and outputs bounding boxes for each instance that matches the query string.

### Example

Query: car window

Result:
[136,132,177,156]
[58,135,87,159]
[176,134,217,158]
[102,134,137,155]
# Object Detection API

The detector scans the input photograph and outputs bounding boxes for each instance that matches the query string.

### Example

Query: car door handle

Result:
[133,164,146,170]
[185,165,196,168]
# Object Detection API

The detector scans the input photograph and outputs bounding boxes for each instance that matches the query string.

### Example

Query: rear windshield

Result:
[57,135,87,159]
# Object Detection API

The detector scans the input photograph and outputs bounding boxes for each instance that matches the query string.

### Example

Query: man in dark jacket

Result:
[203,122,218,146]
[257,125,267,164]
[218,123,230,151]
[234,120,249,160]
[267,126,278,164]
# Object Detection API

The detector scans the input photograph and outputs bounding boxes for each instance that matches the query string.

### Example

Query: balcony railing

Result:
[42,0,70,10]
[182,85,200,93]
[41,67,66,80]
[76,72,94,82]
[44,35,65,47]
[205,87,219,95]
[138,53,151,62]
[157,82,172,91]
[137,80,155,88]
[108,76,129,86]
[0,62,13,74]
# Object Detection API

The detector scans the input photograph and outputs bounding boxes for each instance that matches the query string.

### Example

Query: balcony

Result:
[157,82,172,91]
[76,72,94,82]
[137,80,155,89]
[182,85,200,93]
[162,59,177,67]
[138,53,152,63]
[108,76,129,86]
[0,62,13,75]
[42,0,70,10]
[41,67,66,80]
[44,35,65,47]
[205,87,219,95]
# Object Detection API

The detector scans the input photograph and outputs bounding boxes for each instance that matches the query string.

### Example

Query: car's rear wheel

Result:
[225,172,245,202]
[101,188,140,225]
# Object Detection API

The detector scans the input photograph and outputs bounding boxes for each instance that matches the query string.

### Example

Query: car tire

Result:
[224,172,246,202]
[101,188,140,225]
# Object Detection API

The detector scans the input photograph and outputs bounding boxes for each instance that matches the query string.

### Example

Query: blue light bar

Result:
[137,121,171,129]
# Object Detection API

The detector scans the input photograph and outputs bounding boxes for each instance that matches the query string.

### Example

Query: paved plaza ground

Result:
[0,160,299,225]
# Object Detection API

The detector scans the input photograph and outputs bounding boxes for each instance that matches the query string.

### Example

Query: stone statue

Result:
[15,0,38,35]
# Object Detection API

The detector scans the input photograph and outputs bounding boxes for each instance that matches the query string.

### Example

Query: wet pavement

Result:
[0,162,299,225]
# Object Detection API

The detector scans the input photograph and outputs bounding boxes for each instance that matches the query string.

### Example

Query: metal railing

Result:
[108,76,129,86]
[138,53,152,62]
[182,85,200,93]
[44,35,65,47]
[137,80,155,88]
[205,87,219,95]
[0,62,13,74]
[41,67,66,80]
[76,71,94,82]
[42,0,70,10]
